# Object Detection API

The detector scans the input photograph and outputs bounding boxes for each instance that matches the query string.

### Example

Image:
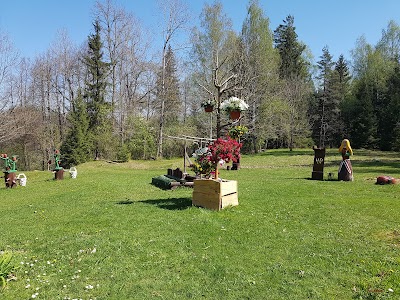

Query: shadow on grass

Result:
[139,197,192,210]
[254,148,399,159]
[116,199,135,205]
[352,159,400,174]
[257,149,313,156]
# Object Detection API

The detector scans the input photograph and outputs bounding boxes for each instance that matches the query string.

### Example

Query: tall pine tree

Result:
[273,15,307,80]
[61,89,92,167]
[83,19,112,160]
[331,54,351,144]
[313,46,335,147]
[274,15,311,150]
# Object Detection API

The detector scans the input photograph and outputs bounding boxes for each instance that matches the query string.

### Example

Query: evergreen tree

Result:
[381,64,400,150]
[273,15,307,80]
[83,19,112,160]
[61,90,92,167]
[335,55,351,90]
[155,45,181,125]
[313,46,335,147]
[273,14,312,150]
[332,54,351,144]
[343,80,376,148]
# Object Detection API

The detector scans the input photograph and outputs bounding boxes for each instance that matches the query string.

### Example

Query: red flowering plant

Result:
[191,137,242,180]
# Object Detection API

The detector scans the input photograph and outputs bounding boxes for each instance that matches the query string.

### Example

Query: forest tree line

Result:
[0,0,399,170]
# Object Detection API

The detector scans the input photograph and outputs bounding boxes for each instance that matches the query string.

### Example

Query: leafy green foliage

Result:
[125,116,156,160]
[116,143,130,162]
[380,64,400,150]
[61,90,92,167]
[0,252,15,288]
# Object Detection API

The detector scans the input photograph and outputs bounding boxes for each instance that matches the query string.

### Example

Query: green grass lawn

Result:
[1,149,400,299]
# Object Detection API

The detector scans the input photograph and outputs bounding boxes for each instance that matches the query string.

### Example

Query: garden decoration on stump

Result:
[192,137,242,210]
[338,139,353,181]
[220,97,249,120]
[311,146,325,180]
[53,149,64,180]
[1,154,18,188]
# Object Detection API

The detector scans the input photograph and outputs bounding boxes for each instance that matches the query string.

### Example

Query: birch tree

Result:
[239,0,279,151]
[191,1,240,138]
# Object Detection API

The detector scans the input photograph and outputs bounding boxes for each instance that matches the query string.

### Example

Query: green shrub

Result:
[116,143,130,162]
[0,252,15,288]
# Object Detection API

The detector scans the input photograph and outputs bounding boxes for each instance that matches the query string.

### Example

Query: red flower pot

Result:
[204,105,213,112]
[229,110,241,120]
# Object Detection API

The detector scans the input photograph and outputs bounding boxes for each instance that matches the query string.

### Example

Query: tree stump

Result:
[4,172,17,188]
[54,169,64,180]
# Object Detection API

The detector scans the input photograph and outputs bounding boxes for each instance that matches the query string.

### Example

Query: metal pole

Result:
[210,113,213,139]
[184,140,187,173]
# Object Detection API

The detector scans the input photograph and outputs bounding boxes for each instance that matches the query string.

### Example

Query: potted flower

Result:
[200,99,216,112]
[191,147,215,178]
[220,97,249,120]
[228,125,248,140]
[192,138,242,210]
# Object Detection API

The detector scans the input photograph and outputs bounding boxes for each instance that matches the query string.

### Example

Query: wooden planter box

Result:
[192,179,238,211]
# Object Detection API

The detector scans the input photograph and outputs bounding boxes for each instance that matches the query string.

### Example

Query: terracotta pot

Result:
[204,105,213,112]
[229,110,241,120]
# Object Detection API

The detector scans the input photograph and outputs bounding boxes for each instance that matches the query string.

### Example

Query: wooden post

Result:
[312,146,325,180]
[214,163,219,180]
[55,169,64,180]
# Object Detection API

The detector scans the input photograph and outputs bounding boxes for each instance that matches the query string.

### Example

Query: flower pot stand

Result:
[54,168,64,180]
[192,179,238,211]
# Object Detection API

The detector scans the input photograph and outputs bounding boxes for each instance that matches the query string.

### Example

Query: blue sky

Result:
[1,0,400,62]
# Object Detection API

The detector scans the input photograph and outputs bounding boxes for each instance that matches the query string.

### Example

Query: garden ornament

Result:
[338,139,353,181]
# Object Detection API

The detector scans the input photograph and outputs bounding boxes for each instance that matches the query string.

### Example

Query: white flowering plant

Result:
[200,99,217,108]
[220,97,249,113]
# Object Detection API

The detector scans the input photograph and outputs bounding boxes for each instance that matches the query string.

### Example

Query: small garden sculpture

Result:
[338,139,353,181]
[53,149,64,180]
[1,153,18,188]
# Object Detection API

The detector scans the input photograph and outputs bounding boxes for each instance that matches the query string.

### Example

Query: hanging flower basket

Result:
[204,105,214,113]
[201,99,216,113]
[229,110,241,120]
[221,97,249,120]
